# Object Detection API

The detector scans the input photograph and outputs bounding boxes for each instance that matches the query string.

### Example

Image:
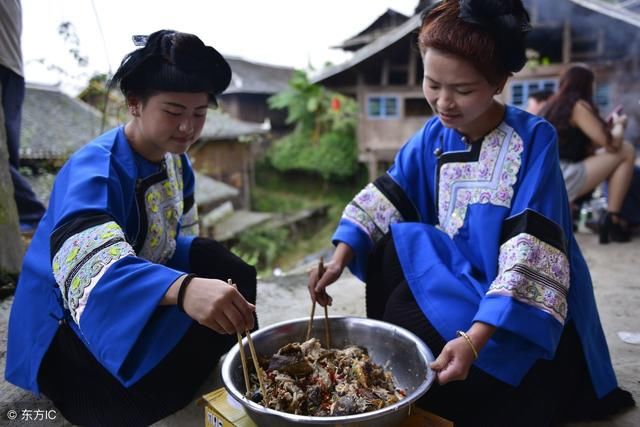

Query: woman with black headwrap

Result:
[308,1,634,425]
[6,30,257,426]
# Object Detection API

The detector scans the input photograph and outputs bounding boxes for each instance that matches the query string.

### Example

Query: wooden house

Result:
[313,0,640,180]
[218,57,294,133]
[188,110,269,209]
[508,0,640,139]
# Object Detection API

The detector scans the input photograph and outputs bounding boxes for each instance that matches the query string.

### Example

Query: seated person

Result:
[5,30,257,426]
[542,64,636,243]
[526,88,553,115]
[307,1,635,425]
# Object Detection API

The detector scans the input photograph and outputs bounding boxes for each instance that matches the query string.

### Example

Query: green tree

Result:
[267,70,359,180]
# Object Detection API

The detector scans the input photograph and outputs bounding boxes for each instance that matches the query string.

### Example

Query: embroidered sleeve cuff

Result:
[489,209,570,324]
[52,220,135,325]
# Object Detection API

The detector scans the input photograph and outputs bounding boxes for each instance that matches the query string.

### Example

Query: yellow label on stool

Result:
[200,388,257,427]
[201,387,452,427]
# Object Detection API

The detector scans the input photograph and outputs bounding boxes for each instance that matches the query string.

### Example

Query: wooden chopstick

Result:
[306,257,331,348]
[318,258,332,349]
[323,304,331,349]
[229,279,251,397]
[229,279,267,404]
[305,302,316,341]
[244,327,267,405]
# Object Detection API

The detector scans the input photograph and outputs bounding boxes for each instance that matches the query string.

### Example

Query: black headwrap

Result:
[111,30,231,105]
[458,0,531,73]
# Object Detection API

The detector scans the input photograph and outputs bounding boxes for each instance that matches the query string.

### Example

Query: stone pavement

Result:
[1,231,638,426]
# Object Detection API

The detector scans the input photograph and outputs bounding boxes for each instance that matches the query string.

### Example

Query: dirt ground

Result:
[1,230,638,426]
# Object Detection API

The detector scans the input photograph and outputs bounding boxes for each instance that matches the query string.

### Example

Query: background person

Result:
[0,0,46,233]
[526,88,553,115]
[308,1,634,425]
[5,30,257,426]
[542,64,636,243]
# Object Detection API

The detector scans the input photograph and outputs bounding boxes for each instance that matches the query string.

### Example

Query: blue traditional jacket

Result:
[333,106,617,397]
[5,126,200,393]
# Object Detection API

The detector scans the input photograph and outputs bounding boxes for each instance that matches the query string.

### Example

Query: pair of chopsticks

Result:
[305,257,332,348]
[228,279,266,403]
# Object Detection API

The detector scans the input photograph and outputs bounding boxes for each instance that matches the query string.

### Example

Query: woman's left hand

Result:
[429,336,476,384]
[430,322,496,384]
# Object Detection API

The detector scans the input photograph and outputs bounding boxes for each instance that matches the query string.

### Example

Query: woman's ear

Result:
[127,96,141,117]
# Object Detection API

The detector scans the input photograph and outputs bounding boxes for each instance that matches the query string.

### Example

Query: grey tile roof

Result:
[199,109,269,141]
[222,57,294,95]
[311,14,422,84]
[21,167,239,211]
[332,9,410,51]
[20,83,104,160]
[194,171,239,206]
[571,0,640,28]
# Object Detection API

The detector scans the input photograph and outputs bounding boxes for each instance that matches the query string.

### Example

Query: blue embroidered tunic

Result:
[5,126,201,394]
[333,106,617,397]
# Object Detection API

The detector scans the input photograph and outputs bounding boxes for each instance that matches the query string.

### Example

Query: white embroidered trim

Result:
[138,154,184,263]
[438,125,524,238]
[52,221,135,324]
[488,233,570,323]
[342,183,403,243]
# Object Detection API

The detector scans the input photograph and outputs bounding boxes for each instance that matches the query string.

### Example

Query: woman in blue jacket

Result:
[6,30,257,426]
[308,1,634,425]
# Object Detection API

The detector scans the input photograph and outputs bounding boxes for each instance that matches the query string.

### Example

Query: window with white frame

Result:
[367,96,400,119]
[595,83,611,111]
[509,79,557,108]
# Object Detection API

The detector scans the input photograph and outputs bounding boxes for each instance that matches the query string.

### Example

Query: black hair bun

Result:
[151,30,231,95]
[458,0,531,73]
[111,29,231,100]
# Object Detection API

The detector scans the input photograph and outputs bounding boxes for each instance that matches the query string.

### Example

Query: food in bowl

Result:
[248,337,406,416]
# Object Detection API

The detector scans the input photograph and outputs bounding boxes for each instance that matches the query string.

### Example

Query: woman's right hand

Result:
[307,243,354,307]
[182,278,256,335]
[607,112,628,152]
[307,260,342,307]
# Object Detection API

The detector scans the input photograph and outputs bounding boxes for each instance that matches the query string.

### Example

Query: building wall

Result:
[356,85,431,179]
[189,140,252,209]
[219,94,289,130]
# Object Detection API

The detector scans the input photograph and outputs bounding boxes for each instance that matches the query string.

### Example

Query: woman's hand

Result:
[307,260,341,307]
[430,322,496,385]
[429,336,476,384]
[607,112,628,152]
[181,277,256,334]
[307,243,354,307]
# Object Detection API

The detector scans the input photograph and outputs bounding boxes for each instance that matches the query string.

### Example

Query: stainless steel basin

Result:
[221,316,435,426]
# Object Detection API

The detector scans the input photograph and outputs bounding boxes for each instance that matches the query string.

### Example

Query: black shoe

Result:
[599,212,631,244]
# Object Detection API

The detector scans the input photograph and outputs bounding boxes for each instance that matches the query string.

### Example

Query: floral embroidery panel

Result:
[342,182,403,243]
[438,125,523,238]
[138,154,184,264]
[52,221,135,324]
[487,233,570,323]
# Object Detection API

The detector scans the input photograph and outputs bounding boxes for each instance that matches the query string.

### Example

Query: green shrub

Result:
[268,130,357,180]
[267,70,359,181]
[231,227,290,272]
